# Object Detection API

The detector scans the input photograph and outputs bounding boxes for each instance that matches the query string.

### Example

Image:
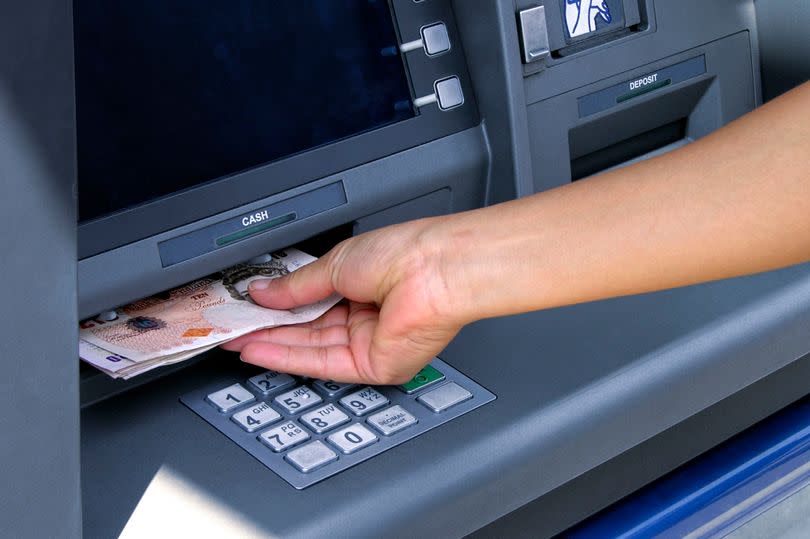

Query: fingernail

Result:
[249,279,272,291]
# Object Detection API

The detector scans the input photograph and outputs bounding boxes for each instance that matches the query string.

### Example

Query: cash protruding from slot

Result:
[78,248,341,379]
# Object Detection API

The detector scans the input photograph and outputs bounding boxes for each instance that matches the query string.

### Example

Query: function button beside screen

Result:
[285,441,338,473]
[417,382,472,413]
[435,76,464,111]
[327,424,379,455]
[311,380,356,398]
[248,370,296,394]
[339,387,390,416]
[230,402,282,433]
[259,421,310,453]
[299,403,350,434]
[273,386,323,415]
[205,383,255,413]
[398,364,445,394]
[421,22,450,56]
[367,405,419,436]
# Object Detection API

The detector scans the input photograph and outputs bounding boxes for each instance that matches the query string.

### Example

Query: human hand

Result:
[221,218,465,384]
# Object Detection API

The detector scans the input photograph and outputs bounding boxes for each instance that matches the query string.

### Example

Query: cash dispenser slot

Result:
[158,182,347,267]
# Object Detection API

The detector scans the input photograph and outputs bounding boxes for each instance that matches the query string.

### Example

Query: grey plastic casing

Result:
[2,1,810,538]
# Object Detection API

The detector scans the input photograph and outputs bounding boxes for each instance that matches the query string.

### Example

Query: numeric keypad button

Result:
[311,380,356,398]
[300,403,350,434]
[285,441,338,473]
[327,424,378,454]
[248,371,296,394]
[230,402,281,432]
[367,405,418,436]
[258,421,310,452]
[206,383,255,413]
[339,387,389,416]
[273,386,323,414]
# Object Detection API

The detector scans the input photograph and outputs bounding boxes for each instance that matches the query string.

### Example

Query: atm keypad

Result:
[182,358,496,489]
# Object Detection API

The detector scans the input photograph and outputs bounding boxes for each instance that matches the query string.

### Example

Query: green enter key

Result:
[399,364,445,394]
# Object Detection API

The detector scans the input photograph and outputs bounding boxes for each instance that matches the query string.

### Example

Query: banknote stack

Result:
[79,249,340,379]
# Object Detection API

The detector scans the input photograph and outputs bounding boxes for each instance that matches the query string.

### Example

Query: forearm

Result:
[431,82,810,324]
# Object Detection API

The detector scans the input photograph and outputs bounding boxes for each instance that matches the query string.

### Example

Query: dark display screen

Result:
[75,0,414,223]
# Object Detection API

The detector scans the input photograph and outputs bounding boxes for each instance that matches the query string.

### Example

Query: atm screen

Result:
[75,0,413,223]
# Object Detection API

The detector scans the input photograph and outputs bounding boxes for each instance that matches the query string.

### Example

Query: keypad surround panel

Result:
[181,358,495,489]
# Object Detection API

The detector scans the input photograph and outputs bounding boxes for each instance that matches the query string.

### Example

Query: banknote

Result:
[79,249,341,370]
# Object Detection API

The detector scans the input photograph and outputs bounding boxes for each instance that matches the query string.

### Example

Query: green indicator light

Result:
[399,364,445,394]
[616,78,672,104]
[216,212,296,247]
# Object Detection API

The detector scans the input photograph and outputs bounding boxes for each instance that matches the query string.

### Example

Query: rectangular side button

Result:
[206,383,255,413]
[417,382,472,413]
[367,405,418,436]
[399,364,445,394]
[231,402,281,432]
[286,441,338,473]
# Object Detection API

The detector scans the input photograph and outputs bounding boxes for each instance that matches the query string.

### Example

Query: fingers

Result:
[248,254,336,309]
[240,342,365,382]
[223,324,350,351]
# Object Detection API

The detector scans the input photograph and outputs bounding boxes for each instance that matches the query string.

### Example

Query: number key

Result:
[206,383,255,413]
[339,387,389,416]
[231,402,281,432]
[327,424,378,454]
[259,421,310,452]
[274,386,322,414]
[248,370,296,394]
[300,403,350,434]
[311,380,355,397]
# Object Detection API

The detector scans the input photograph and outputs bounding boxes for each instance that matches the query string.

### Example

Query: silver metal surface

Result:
[311,380,355,398]
[182,358,496,489]
[422,22,451,56]
[285,441,338,473]
[205,383,255,413]
[518,6,551,64]
[258,421,310,453]
[339,387,389,416]
[327,424,379,454]
[300,403,350,434]
[230,402,282,433]
[417,382,472,413]
[435,76,464,110]
[366,405,419,436]
[274,386,323,414]
[248,370,296,394]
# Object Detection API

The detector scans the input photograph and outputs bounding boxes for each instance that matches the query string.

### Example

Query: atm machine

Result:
[2,1,810,537]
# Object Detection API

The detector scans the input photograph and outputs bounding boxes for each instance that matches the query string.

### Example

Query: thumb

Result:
[248,255,336,309]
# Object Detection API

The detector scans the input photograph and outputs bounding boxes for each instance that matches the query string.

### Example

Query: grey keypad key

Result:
[417,382,473,413]
[248,370,296,394]
[206,383,255,413]
[285,441,338,473]
[339,387,389,416]
[311,380,356,398]
[259,421,310,452]
[327,424,378,454]
[300,403,350,434]
[367,405,419,436]
[274,386,323,414]
[231,402,281,432]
